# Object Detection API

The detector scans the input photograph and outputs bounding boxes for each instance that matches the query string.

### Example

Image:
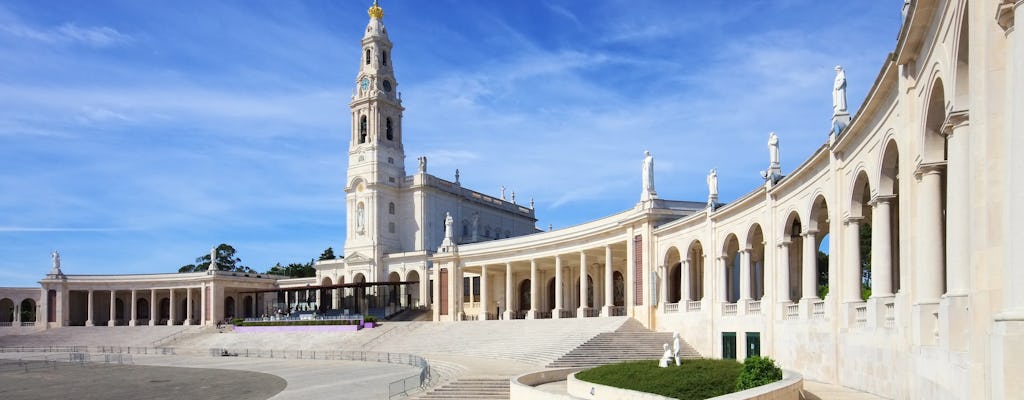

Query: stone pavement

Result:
[802,380,889,400]
[0,353,419,400]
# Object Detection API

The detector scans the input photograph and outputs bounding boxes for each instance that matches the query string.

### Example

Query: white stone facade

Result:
[2,1,1020,398]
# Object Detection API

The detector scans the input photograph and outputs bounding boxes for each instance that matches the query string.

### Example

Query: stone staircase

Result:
[412,378,509,400]
[546,319,701,368]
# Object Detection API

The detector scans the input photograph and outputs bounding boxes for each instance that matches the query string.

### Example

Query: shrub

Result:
[735,356,783,391]
[576,359,743,400]
[231,318,244,325]
[364,315,377,323]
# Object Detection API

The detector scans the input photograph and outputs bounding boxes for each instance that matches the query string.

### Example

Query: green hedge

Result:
[735,356,783,391]
[576,359,742,400]
[236,319,361,327]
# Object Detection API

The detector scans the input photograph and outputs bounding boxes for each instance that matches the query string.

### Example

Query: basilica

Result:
[1,1,1022,399]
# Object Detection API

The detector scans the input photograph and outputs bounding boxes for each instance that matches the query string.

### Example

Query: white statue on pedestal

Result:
[672,332,682,366]
[444,212,454,240]
[833,65,847,114]
[641,150,657,201]
[707,168,718,206]
[209,247,218,271]
[50,250,63,275]
[658,343,673,368]
[768,132,780,168]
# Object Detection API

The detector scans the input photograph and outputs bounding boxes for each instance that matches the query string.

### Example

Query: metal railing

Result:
[462,314,478,321]
[534,311,552,319]
[97,346,176,355]
[0,345,88,353]
[559,309,577,318]
[0,322,12,327]
[583,308,601,318]
[205,348,430,399]
[609,306,626,316]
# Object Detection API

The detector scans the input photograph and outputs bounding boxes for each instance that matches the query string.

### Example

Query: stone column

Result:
[739,249,752,301]
[528,260,538,319]
[86,290,94,326]
[870,196,894,298]
[129,290,137,326]
[843,218,862,302]
[108,290,116,326]
[169,289,177,325]
[718,256,728,303]
[149,289,157,326]
[603,246,614,316]
[916,164,946,303]
[503,263,513,320]
[554,256,564,317]
[943,111,970,296]
[578,252,589,317]
[185,288,193,325]
[479,265,489,320]
[778,241,794,304]
[802,230,819,300]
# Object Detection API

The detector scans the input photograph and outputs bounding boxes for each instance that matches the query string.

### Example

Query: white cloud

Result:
[0,8,131,48]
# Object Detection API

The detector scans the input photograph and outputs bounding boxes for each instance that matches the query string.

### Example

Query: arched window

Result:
[386,117,393,140]
[359,116,368,143]
[382,50,388,66]
[365,49,371,65]
[388,202,395,214]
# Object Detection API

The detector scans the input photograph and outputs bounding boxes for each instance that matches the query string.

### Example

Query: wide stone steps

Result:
[546,319,701,368]
[413,378,509,400]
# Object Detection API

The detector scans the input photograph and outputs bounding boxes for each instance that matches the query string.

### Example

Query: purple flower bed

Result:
[233,324,361,333]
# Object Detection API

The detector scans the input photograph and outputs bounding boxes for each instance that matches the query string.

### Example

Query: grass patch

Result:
[575,359,743,400]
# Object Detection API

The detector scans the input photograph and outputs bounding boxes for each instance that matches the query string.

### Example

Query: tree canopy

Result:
[319,247,336,261]
[178,243,254,273]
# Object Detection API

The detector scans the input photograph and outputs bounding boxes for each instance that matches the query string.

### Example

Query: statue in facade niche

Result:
[833,65,847,113]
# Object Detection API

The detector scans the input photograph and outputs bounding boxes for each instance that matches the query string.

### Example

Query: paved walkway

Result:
[802,381,889,400]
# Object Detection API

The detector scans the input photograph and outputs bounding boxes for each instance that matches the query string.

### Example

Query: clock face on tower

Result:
[360,77,370,91]
[382,79,392,92]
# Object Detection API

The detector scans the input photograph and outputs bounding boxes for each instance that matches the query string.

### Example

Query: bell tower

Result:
[344,0,406,279]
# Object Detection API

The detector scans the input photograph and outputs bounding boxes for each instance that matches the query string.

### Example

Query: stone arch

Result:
[388,271,401,282]
[353,273,366,283]
[19,298,36,323]
[136,298,150,321]
[406,270,421,307]
[783,211,804,301]
[224,296,236,319]
[809,195,831,299]
[722,233,741,303]
[685,240,705,301]
[922,77,948,163]
[612,271,625,307]
[745,224,766,300]
[0,298,14,323]
[518,279,531,312]
[852,171,873,300]
[952,5,970,109]
[664,246,682,304]
[880,140,901,294]
[321,276,333,286]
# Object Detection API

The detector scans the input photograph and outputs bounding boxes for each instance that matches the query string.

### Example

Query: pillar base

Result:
[129,320,136,326]
[477,312,489,321]
[526,310,537,319]
[184,320,193,326]
[552,308,565,319]
[940,294,970,352]
[86,321,94,327]
[149,320,156,327]
[991,319,1024,399]
[600,305,613,317]
[107,320,116,327]
[502,310,513,320]
[913,302,940,346]
[577,307,588,318]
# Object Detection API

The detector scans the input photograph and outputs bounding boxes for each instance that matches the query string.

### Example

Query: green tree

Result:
[265,259,316,278]
[860,223,872,300]
[817,250,829,299]
[319,247,336,261]
[178,244,253,273]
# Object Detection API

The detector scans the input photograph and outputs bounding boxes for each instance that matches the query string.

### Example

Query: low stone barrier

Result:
[232,325,360,333]
[566,369,803,400]
[510,367,584,400]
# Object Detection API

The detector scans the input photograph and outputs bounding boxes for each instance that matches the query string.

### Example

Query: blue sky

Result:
[0,1,902,286]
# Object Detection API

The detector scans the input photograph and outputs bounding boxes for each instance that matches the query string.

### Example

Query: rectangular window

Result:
[722,332,737,360]
[388,222,395,233]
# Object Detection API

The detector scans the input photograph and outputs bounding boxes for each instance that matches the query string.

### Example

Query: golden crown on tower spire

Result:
[368,0,384,19]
